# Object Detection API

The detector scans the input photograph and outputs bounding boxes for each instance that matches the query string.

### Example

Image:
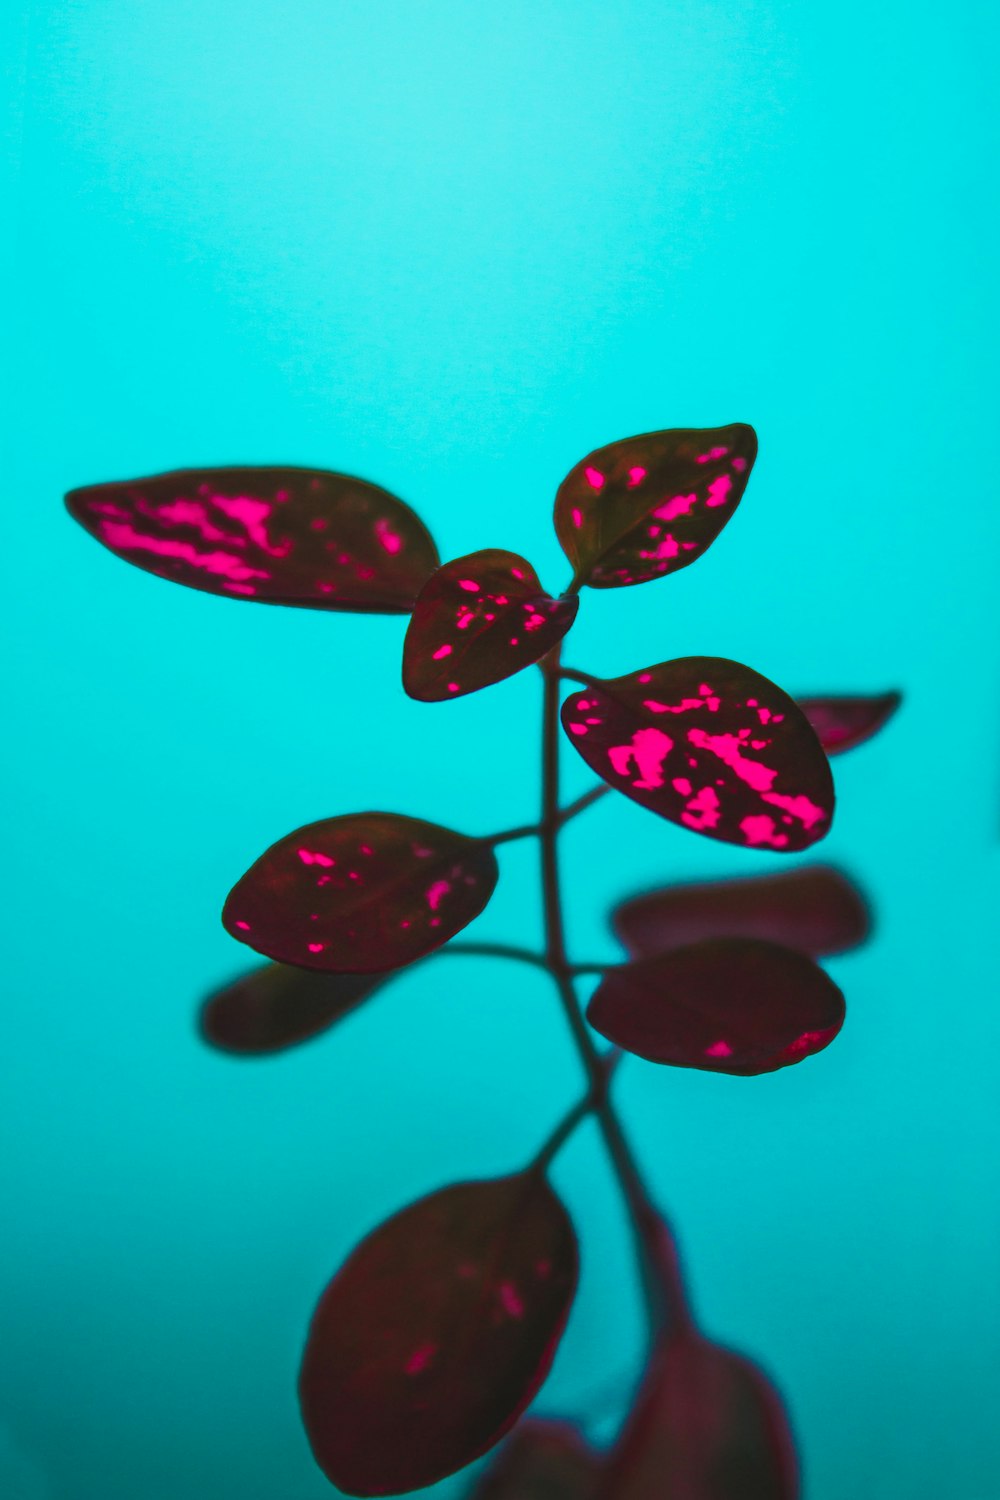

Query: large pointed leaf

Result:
[554,424,756,590]
[471,1420,602,1500]
[611,866,870,960]
[66,466,438,612]
[299,1173,579,1496]
[600,1333,798,1500]
[199,962,389,1055]
[798,692,901,755]
[562,658,834,852]
[586,940,845,1075]
[223,813,498,973]
[403,550,578,701]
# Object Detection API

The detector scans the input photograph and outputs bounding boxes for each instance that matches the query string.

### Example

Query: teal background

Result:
[3,2,998,1496]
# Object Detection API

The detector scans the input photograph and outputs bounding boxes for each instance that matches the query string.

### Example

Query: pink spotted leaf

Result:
[798,691,901,755]
[561,657,834,852]
[223,813,498,973]
[612,866,870,960]
[404,550,578,701]
[199,962,390,1055]
[600,1331,799,1500]
[586,940,845,1076]
[554,424,757,590]
[66,466,438,612]
[299,1172,579,1496]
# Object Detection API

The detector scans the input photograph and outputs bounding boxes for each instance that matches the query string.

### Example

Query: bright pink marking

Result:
[493,594,509,605]
[224,581,256,595]
[307,942,324,953]
[234,920,250,931]
[751,739,767,750]
[608,727,674,789]
[643,696,707,715]
[458,579,480,592]
[672,776,692,795]
[455,606,475,629]
[447,682,459,693]
[511,567,525,580]
[584,466,605,490]
[427,880,451,911]
[695,445,729,463]
[499,1282,525,1319]
[317,875,331,886]
[687,728,777,792]
[705,1040,733,1057]
[568,722,588,735]
[432,644,453,660]
[762,790,826,829]
[90,501,128,517]
[524,612,545,631]
[637,672,652,684]
[652,535,680,559]
[571,507,583,528]
[757,706,772,724]
[782,1028,834,1058]
[654,492,697,521]
[627,465,647,486]
[297,848,334,867]
[509,637,519,645]
[100,522,270,584]
[405,1342,438,1375]
[740,814,789,849]
[681,785,721,829]
[732,456,747,471]
[310,517,328,531]
[359,845,373,855]
[706,474,733,507]
[374,518,402,554]
[155,499,231,541]
[212,495,284,554]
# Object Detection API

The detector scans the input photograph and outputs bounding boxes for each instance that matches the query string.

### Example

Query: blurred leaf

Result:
[561,658,834,852]
[612,866,870,960]
[223,813,498,973]
[601,1332,798,1500]
[586,940,845,1075]
[798,692,901,755]
[199,962,391,1055]
[299,1173,579,1496]
[471,1420,602,1500]
[404,550,578,701]
[553,425,756,590]
[66,466,438,612]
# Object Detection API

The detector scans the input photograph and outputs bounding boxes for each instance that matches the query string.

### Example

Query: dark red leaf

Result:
[471,1420,602,1500]
[601,1333,798,1500]
[554,424,757,590]
[222,813,498,973]
[612,866,870,960]
[299,1173,579,1496]
[562,658,834,852]
[65,466,438,612]
[586,940,845,1075]
[798,692,901,755]
[403,550,578,701]
[199,963,388,1055]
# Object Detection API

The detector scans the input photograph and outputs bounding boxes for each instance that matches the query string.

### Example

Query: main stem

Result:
[539,646,687,1338]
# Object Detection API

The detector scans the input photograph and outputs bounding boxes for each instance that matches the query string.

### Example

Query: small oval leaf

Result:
[199,963,389,1055]
[403,550,578,701]
[562,657,834,852]
[602,1334,798,1500]
[66,466,438,612]
[798,691,901,755]
[612,866,871,960]
[473,1420,602,1500]
[586,940,845,1075]
[223,813,498,973]
[554,424,757,590]
[299,1173,579,1496]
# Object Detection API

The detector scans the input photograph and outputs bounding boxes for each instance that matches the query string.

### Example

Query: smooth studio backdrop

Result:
[3,3,998,1497]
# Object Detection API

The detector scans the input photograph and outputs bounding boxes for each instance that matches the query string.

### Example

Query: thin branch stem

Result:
[439,941,549,969]
[557,664,604,690]
[481,782,609,846]
[539,644,687,1338]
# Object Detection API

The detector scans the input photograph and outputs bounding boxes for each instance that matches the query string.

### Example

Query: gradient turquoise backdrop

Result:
[3,3,998,1497]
